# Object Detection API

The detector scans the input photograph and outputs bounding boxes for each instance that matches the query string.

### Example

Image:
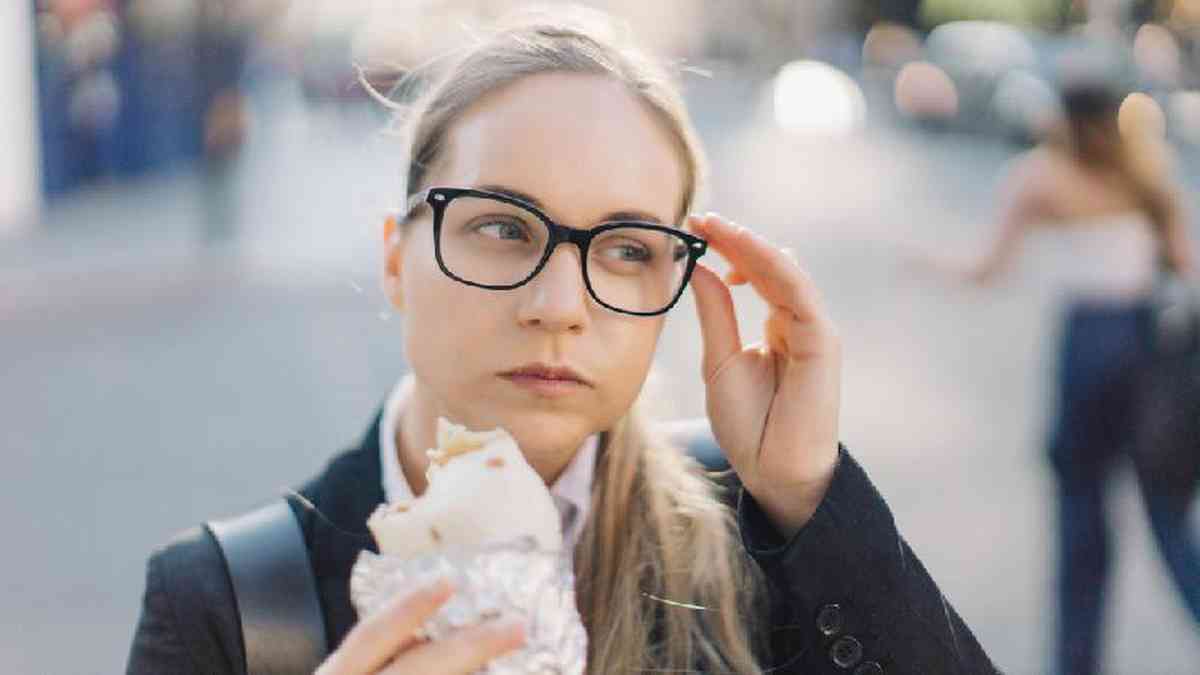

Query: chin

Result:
[493,409,597,459]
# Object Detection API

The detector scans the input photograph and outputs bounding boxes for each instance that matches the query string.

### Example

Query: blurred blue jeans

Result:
[1048,301,1200,675]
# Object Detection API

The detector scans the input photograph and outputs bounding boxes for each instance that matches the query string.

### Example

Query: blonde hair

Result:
[380,8,766,673]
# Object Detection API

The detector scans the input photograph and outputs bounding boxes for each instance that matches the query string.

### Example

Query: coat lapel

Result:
[300,410,386,650]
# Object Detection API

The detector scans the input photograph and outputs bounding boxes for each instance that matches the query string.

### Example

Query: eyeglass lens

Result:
[436,195,691,314]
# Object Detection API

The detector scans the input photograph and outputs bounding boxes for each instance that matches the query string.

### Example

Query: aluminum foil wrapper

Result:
[350,537,586,675]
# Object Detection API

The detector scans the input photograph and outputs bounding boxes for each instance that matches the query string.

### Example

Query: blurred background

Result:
[3,0,1200,672]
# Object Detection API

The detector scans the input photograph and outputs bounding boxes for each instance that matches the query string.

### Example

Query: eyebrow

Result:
[474,183,669,225]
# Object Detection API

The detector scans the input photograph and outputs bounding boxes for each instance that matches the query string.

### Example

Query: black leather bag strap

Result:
[207,499,328,675]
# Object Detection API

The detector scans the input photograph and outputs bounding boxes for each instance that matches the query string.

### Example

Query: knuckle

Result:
[787,285,806,306]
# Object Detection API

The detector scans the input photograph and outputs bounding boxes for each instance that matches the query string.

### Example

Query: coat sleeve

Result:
[737,446,1001,675]
[126,526,244,675]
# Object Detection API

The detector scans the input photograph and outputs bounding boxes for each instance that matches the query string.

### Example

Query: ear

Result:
[383,213,405,311]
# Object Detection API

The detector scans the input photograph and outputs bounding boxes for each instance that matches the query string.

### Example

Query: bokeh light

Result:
[1119,91,1167,140]
[773,60,866,136]
[863,22,923,69]
[991,69,1058,139]
[1133,23,1183,89]
[894,61,958,121]
[925,20,1037,78]
[1167,90,1200,145]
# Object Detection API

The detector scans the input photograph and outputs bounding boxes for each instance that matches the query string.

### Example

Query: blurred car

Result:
[924,20,1039,131]
[902,20,1147,145]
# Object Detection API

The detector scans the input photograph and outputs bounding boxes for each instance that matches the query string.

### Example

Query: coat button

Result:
[854,662,883,675]
[815,603,844,637]
[830,635,864,669]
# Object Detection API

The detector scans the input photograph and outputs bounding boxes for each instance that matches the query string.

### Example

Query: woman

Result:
[930,79,1199,675]
[127,11,996,675]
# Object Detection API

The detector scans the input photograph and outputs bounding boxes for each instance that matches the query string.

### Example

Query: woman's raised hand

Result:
[688,213,842,538]
[316,579,525,675]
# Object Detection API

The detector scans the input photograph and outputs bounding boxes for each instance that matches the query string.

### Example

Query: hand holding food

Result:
[351,418,586,675]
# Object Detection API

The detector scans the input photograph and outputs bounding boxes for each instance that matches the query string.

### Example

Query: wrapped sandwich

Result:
[350,418,587,674]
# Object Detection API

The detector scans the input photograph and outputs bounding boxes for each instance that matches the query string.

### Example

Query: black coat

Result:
[126,411,999,674]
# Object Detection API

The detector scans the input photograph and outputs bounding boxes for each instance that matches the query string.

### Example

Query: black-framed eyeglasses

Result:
[405,186,708,316]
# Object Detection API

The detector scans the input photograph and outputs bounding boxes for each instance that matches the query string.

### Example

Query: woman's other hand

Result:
[688,213,842,539]
[316,579,525,675]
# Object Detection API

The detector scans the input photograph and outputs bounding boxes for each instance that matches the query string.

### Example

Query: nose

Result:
[516,245,590,334]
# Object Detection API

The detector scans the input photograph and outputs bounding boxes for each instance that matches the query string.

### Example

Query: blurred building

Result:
[32,0,263,199]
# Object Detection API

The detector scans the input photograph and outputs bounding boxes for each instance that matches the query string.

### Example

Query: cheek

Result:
[400,245,489,377]
[595,319,662,408]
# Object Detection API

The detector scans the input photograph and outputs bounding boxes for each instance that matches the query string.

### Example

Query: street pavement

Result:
[3,71,1198,674]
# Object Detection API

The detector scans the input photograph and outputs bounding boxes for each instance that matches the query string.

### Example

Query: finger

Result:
[691,210,750,286]
[693,215,827,323]
[730,247,793,285]
[324,579,454,674]
[697,214,820,315]
[381,617,526,674]
[689,262,743,381]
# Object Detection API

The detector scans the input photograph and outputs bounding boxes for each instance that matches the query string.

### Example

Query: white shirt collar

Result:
[379,374,598,551]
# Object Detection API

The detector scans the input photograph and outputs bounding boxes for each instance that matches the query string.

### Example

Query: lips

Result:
[499,363,591,387]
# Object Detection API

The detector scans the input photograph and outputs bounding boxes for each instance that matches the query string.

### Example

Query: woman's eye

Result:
[474,220,530,241]
[604,242,653,262]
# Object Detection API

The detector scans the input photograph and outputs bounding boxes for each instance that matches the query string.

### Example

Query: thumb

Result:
[690,262,742,381]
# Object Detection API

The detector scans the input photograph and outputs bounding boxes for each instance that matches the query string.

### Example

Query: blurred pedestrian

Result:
[196,0,252,242]
[923,78,1199,675]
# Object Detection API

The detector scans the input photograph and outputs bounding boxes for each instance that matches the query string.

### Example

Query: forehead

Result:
[432,72,687,224]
